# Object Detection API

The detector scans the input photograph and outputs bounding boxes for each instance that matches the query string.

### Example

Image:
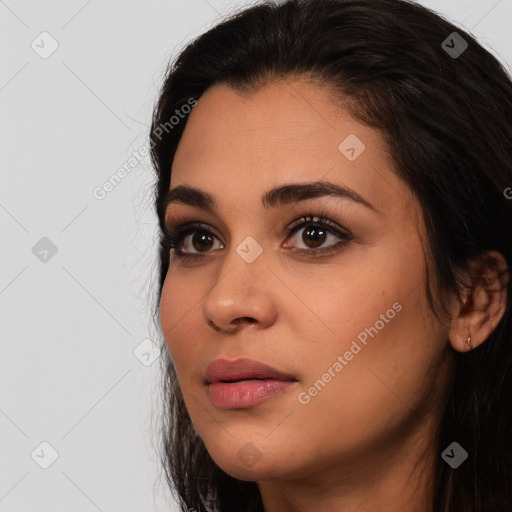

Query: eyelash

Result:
[160,212,352,262]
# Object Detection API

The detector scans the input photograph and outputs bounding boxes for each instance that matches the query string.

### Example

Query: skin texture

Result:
[159,79,508,512]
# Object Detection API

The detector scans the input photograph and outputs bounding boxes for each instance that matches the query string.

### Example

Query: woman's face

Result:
[159,79,453,484]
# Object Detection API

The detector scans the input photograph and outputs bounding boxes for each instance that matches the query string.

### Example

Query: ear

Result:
[448,250,509,352]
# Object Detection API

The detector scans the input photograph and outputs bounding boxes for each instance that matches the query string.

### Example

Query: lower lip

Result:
[207,379,295,409]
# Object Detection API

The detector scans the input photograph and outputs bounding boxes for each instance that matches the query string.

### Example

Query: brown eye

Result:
[191,232,215,252]
[284,215,351,254]
[161,222,224,258]
[302,226,327,248]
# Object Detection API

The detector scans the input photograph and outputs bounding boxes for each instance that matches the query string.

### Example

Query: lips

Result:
[204,358,298,409]
[204,358,297,384]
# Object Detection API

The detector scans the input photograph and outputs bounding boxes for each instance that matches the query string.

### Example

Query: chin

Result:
[205,438,305,482]
[215,456,287,482]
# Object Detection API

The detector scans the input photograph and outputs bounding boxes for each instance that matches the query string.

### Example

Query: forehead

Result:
[170,80,415,217]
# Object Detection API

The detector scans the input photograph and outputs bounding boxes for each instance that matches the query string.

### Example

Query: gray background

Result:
[1,0,511,510]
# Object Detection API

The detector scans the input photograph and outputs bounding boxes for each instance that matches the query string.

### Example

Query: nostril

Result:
[234,317,256,324]
[207,319,221,331]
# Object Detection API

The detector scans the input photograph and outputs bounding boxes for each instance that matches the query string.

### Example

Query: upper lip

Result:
[204,358,297,384]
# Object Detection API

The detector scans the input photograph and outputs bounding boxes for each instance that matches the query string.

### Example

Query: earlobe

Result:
[462,324,472,351]
[448,250,509,353]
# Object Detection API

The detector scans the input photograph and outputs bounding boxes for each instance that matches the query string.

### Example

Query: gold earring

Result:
[464,326,472,350]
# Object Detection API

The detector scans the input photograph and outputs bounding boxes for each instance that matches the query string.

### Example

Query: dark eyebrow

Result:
[164,181,377,214]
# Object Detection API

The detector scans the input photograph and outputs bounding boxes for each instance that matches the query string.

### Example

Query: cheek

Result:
[159,277,178,349]
[286,262,400,369]
[298,276,443,423]
[292,240,439,408]
[159,275,202,379]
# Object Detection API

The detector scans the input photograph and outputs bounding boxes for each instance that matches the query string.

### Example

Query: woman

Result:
[149,0,511,510]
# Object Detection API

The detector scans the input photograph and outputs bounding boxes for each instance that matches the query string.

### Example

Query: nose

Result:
[202,247,278,334]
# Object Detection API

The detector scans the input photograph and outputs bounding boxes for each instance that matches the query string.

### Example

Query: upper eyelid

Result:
[286,215,349,234]
[165,206,351,231]
[164,196,361,230]
[165,216,343,232]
